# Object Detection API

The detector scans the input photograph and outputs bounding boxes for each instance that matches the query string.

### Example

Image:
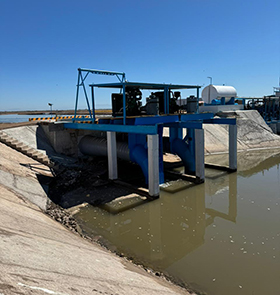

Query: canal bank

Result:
[0,142,190,295]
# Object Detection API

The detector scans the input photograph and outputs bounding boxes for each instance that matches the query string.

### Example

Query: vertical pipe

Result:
[195,128,205,181]
[148,134,159,197]
[107,131,118,180]
[229,124,237,170]
[91,85,96,122]
[123,84,126,125]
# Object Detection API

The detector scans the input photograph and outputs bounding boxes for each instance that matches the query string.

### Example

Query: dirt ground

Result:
[0,121,38,130]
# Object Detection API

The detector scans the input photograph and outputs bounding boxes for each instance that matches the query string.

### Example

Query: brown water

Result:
[75,150,280,295]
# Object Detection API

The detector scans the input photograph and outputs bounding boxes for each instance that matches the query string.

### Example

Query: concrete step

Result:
[0,134,9,140]
[1,137,16,144]
[26,151,40,158]
[0,131,52,167]
[30,150,42,157]
[9,142,20,149]
[14,142,25,148]
[5,141,19,149]
[33,153,45,160]
[20,146,33,153]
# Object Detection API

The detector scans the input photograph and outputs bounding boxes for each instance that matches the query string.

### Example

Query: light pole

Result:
[48,103,53,117]
[207,76,213,85]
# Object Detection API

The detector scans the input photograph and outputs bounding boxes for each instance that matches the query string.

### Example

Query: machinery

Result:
[112,88,182,116]
[112,87,142,117]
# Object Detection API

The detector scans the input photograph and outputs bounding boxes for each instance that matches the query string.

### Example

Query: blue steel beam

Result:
[180,113,214,121]
[164,121,203,129]
[78,68,125,81]
[64,122,159,135]
[135,115,179,125]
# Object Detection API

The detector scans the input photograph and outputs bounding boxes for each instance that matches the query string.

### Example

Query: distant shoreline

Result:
[0,109,112,116]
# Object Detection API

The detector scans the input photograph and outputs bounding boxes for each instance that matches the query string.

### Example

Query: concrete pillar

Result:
[195,129,205,181]
[107,131,118,180]
[229,124,237,170]
[148,134,159,197]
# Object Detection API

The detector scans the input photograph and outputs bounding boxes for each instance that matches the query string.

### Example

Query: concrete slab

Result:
[0,189,188,295]
[0,142,52,210]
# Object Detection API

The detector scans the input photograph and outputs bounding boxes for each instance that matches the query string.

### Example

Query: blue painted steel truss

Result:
[64,113,236,185]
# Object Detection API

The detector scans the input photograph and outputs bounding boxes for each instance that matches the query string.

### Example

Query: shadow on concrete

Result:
[35,173,53,197]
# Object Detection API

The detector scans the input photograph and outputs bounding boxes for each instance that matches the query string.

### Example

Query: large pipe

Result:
[79,135,130,161]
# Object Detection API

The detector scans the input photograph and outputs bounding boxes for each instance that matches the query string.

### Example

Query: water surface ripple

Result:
[76,150,280,295]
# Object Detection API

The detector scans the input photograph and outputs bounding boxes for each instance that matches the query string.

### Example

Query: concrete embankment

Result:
[0,142,189,295]
[204,110,280,153]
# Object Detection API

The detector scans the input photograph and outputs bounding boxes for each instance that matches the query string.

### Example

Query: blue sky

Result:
[0,0,279,111]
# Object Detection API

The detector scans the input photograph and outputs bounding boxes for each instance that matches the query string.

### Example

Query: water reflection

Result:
[76,169,238,268]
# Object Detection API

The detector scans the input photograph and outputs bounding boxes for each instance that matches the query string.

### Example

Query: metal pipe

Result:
[79,135,130,161]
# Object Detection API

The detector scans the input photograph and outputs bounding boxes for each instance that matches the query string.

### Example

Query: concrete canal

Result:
[74,150,280,295]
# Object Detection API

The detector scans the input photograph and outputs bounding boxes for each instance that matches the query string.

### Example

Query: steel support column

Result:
[107,131,118,180]
[229,124,237,170]
[148,134,159,197]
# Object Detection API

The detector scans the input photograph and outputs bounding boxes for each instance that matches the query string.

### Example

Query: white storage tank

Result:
[202,85,237,104]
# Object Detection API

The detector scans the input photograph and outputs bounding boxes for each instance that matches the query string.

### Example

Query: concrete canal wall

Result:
[0,142,189,295]
[204,110,280,153]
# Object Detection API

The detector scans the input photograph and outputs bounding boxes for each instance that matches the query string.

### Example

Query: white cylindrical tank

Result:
[201,85,237,104]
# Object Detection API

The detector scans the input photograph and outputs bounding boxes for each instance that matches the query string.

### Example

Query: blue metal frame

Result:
[68,68,237,188]
[64,122,158,135]
[74,68,126,122]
